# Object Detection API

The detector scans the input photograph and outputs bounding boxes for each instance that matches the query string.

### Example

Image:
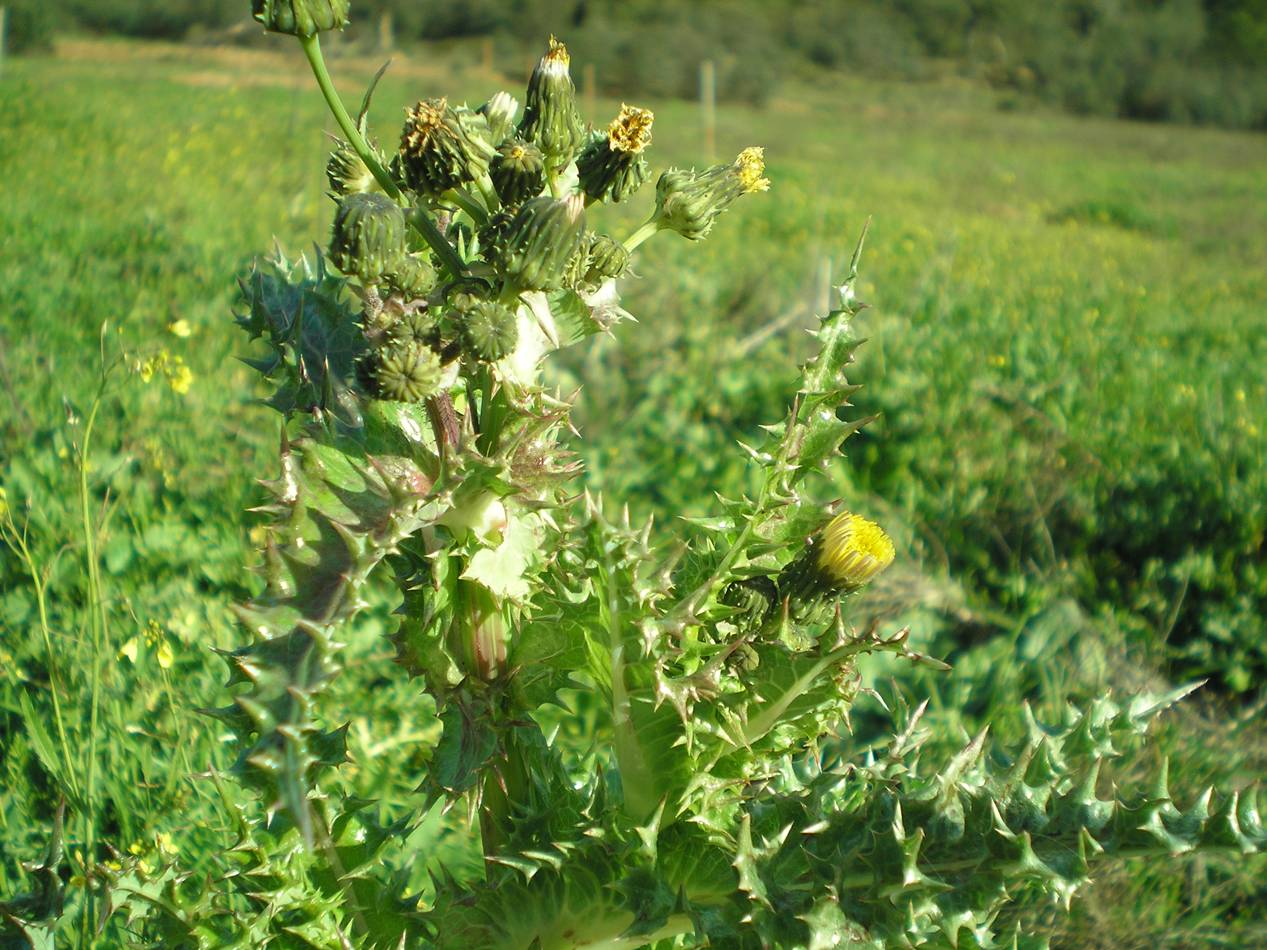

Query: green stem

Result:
[622,219,659,252]
[474,173,501,214]
[446,187,489,226]
[409,207,468,278]
[3,524,78,802]
[298,33,467,277]
[78,381,107,943]
[298,33,399,201]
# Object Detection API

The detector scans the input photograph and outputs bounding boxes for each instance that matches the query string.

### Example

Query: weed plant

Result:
[1,5,1266,947]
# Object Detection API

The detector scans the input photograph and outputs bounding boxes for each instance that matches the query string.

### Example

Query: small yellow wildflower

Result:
[816,511,895,591]
[157,639,174,670]
[166,359,194,395]
[118,637,140,664]
[0,486,7,519]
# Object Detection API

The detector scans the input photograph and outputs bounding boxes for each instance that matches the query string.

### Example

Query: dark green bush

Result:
[4,0,58,54]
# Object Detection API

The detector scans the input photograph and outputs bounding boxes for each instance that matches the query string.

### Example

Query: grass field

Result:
[2,37,1266,946]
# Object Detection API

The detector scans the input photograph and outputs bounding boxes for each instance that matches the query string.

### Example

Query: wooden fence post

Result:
[700,59,716,161]
[582,62,596,121]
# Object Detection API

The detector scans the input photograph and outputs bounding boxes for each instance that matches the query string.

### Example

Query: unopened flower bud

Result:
[386,253,437,300]
[577,104,653,204]
[450,579,508,681]
[518,37,585,166]
[815,511,894,592]
[361,340,443,402]
[652,146,770,241]
[584,233,630,283]
[478,209,516,263]
[458,300,519,362]
[399,97,496,195]
[386,309,438,347]
[252,0,348,35]
[490,139,547,207]
[478,91,520,146]
[329,192,406,284]
[497,194,586,291]
[326,138,390,197]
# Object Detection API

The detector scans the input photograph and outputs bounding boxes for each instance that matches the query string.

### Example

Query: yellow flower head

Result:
[608,104,654,154]
[734,146,770,194]
[545,35,570,68]
[816,511,894,591]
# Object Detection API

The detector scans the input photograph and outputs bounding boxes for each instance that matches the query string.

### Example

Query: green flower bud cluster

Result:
[652,146,770,241]
[577,105,653,204]
[583,233,630,284]
[561,232,631,293]
[358,339,443,403]
[252,0,348,36]
[518,37,585,168]
[457,299,519,362]
[496,194,586,291]
[386,252,437,300]
[399,97,496,196]
[329,192,406,284]
[490,140,547,207]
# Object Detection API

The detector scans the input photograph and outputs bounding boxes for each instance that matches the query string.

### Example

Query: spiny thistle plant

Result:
[16,3,1255,946]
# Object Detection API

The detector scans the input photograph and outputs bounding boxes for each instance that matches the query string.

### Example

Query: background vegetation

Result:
[6,0,1267,127]
[1,15,1265,948]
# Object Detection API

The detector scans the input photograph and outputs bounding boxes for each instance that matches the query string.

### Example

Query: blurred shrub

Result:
[784,1,927,79]
[62,0,241,39]
[4,0,58,54]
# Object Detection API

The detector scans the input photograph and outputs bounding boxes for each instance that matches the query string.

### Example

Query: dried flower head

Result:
[399,97,496,195]
[608,104,654,154]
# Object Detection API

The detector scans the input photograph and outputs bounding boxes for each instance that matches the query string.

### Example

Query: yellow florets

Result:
[816,511,894,591]
[545,35,570,67]
[608,104,654,154]
[735,146,770,194]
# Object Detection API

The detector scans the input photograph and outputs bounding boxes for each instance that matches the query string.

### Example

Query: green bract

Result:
[585,232,631,283]
[251,0,348,35]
